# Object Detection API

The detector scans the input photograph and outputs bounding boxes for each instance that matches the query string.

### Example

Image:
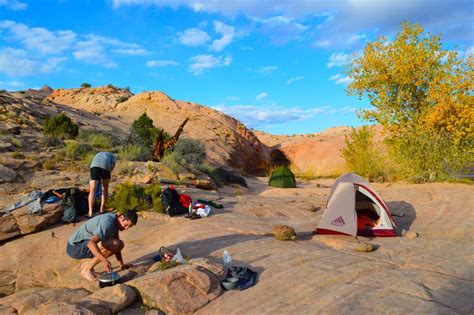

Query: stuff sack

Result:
[161,186,188,217]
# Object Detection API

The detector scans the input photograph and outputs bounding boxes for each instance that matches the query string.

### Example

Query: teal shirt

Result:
[68,213,118,244]
[90,152,116,171]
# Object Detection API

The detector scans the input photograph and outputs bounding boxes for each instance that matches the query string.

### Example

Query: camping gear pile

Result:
[315,173,397,237]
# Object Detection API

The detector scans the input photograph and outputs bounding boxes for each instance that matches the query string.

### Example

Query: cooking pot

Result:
[98,271,121,288]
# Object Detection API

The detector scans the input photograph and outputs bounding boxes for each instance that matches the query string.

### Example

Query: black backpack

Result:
[161,187,188,217]
[60,187,88,223]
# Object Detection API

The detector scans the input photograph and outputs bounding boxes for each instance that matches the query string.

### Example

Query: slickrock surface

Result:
[0,178,472,314]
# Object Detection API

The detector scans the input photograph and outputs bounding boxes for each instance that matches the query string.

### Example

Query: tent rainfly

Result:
[315,173,397,237]
[268,166,296,188]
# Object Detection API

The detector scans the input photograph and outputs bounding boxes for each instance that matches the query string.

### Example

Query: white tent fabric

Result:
[316,173,397,237]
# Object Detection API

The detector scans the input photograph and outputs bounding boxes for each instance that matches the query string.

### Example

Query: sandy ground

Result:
[0,177,473,314]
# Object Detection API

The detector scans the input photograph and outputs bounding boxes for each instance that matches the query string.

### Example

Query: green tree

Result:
[347,21,473,181]
[130,112,157,146]
[80,82,91,88]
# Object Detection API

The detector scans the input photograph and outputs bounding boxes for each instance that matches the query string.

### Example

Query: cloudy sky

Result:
[0,0,472,134]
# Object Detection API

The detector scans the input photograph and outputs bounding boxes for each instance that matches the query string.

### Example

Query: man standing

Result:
[88,152,116,218]
[66,210,137,282]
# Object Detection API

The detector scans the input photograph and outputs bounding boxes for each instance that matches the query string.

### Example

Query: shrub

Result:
[116,162,135,177]
[81,83,91,88]
[43,113,79,138]
[107,84,114,88]
[82,152,96,167]
[341,126,393,182]
[174,138,206,166]
[117,96,130,103]
[41,135,63,147]
[110,182,163,213]
[119,144,150,161]
[124,86,131,92]
[64,140,91,159]
[78,130,117,148]
[11,152,25,159]
[161,152,181,175]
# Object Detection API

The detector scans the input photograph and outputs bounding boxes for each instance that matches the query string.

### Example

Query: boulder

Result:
[127,264,222,314]
[272,224,297,241]
[78,284,136,313]
[0,214,20,242]
[0,165,16,183]
[0,287,90,314]
[23,302,95,315]
[12,201,63,235]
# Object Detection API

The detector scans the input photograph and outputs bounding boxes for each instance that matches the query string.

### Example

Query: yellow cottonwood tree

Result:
[346,21,473,181]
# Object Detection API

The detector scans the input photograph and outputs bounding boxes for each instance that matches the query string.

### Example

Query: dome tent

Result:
[315,173,397,237]
[269,166,296,188]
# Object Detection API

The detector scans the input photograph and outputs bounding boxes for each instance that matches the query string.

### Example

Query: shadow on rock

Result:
[386,200,416,232]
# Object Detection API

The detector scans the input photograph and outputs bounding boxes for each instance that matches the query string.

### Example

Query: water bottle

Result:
[223,250,232,269]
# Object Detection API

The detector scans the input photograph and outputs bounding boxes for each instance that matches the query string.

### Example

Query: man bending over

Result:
[66,210,137,281]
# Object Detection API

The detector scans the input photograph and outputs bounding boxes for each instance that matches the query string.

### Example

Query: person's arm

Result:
[114,232,133,270]
[87,235,111,272]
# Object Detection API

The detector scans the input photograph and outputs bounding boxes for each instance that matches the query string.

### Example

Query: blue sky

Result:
[0,0,472,134]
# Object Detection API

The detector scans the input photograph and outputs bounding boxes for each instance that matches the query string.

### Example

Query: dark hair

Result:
[122,210,138,225]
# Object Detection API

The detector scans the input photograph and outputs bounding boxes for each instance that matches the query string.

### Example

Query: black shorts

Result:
[66,240,93,259]
[90,167,111,181]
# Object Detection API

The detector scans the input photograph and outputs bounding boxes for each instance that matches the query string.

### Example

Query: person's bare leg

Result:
[88,180,99,217]
[100,179,110,214]
[80,239,124,282]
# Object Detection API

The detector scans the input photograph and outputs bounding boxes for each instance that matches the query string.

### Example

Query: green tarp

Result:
[269,166,296,188]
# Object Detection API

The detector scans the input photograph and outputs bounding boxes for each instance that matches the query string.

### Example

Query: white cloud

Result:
[0,80,23,89]
[213,103,329,128]
[0,48,65,76]
[0,20,76,55]
[287,76,304,85]
[112,0,473,47]
[329,73,353,85]
[210,21,235,52]
[111,48,148,56]
[327,52,352,68]
[189,54,232,75]
[178,28,211,46]
[253,65,277,75]
[256,92,268,100]
[0,0,27,10]
[147,59,179,67]
[226,95,240,101]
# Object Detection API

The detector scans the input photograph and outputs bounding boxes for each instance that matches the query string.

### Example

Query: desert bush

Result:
[110,182,163,213]
[124,86,131,92]
[174,138,206,166]
[11,152,25,159]
[82,152,96,167]
[41,135,63,147]
[161,151,181,174]
[43,159,55,170]
[107,84,114,88]
[78,130,118,148]
[119,144,150,161]
[43,113,79,138]
[64,140,92,160]
[116,162,135,177]
[117,96,130,103]
[81,83,91,88]
[341,126,393,182]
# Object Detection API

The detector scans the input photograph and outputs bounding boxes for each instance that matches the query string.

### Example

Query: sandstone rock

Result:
[189,258,225,278]
[0,287,90,314]
[0,214,20,241]
[0,305,16,314]
[78,284,136,313]
[0,165,16,183]
[0,142,13,152]
[355,242,376,252]
[127,264,222,314]
[272,224,297,241]
[405,231,419,238]
[23,302,95,315]
[12,201,63,235]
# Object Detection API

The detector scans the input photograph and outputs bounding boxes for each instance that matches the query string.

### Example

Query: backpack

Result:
[60,187,88,223]
[161,186,188,217]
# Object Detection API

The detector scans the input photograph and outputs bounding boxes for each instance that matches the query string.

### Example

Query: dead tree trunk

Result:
[152,118,189,161]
